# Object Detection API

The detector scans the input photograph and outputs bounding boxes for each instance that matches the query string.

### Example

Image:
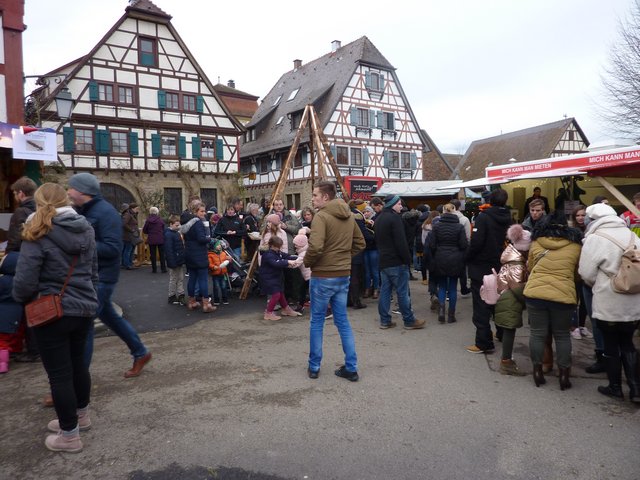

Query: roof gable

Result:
[453,118,589,180]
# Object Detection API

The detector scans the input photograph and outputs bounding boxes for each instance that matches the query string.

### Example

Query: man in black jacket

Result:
[374,195,425,330]
[466,189,512,354]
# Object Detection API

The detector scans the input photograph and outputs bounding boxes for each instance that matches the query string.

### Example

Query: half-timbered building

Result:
[240,37,446,209]
[29,0,244,214]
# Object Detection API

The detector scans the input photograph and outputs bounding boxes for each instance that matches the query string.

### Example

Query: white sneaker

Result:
[580,327,593,338]
[571,329,582,340]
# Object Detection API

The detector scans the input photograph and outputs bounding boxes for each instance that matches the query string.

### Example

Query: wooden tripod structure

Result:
[239,104,348,299]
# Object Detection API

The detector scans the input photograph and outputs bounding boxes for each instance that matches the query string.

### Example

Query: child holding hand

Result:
[259,236,301,321]
[208,240,230,306]
[291,231,311,313]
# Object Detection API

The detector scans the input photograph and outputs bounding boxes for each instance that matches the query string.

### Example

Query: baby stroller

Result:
[211,237,260,296]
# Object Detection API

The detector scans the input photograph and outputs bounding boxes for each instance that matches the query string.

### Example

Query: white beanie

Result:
[586,203,617,220]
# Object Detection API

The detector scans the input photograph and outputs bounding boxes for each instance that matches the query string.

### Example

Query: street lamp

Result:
[54,87,74,121]
[24,74,75,124]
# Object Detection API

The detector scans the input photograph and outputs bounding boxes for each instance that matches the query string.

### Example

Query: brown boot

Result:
[202,298,216,313]
[124,352,152,378]
[187,297,200,310]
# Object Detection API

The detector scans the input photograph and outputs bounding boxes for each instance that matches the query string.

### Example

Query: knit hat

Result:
[383,194,401,208]
[586,203,617,220]
[507,224,531,251]
[293,234,308,248]
[363,206,374,215]
[266,213,281,225]
[68,173,101,196]
[211,213,222,223]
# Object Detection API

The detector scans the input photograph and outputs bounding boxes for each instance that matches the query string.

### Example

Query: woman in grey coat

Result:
[12,183,98,453]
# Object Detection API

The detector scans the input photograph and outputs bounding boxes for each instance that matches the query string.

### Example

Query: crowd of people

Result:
[1,174,639,454]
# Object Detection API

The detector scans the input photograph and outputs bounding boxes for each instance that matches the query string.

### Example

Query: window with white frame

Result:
[357,108,369,127]
[183,94,196,112]
[161,135,177,156]
[201,138,215,159]
[166,92,179,110]
[111,131,128,155]
[118,86,134,105]
[401,152,411,169]
[76,128,94,152]
[389,151,400,169]
[98,83,113,102]
[351,147,362,166]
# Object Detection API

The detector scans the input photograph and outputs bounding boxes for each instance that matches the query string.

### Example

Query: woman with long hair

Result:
[421,210,440,310]
[524,210,582,390]
[12,183,98,453]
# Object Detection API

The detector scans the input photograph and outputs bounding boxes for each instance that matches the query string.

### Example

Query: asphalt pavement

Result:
[1,266,639,480]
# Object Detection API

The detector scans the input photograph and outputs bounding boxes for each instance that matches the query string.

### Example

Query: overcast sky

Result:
[23,0,633,153]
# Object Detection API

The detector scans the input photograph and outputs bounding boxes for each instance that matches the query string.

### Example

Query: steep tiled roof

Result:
[453,118,587,180]
[242,36,394,158]
[126,0,171,20]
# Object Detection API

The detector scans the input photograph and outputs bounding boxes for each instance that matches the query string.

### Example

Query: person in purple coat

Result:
[142,207,166,273]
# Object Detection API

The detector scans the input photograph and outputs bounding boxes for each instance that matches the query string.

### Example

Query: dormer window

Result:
[365,70,385,100]
[273,95,282,106]
[276,116,284,125]
[287,88,300,101]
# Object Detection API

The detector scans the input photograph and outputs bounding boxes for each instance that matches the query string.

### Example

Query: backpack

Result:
[594,231,640,294]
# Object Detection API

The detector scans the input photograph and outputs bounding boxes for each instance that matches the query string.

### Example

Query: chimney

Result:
[227,79,236,89]
[293,59,302,69]
[331,40,341,52]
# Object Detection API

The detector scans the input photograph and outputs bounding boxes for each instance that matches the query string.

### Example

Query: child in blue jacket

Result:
[259,236,301,321]
[164,215,186,305]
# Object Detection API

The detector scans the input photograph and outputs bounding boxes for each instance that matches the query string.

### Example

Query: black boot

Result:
[533,364,546,387]
[438,304,446,323]
[598,354,624,400]
[559,367,572,391]
[621,351,640,404]
[585,350,606,374]
[447,308,457,323]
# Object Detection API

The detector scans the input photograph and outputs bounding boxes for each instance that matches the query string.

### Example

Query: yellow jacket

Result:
[523,237,581,305]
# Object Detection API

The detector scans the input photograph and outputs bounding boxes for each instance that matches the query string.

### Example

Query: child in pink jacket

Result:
[292,232,311,313]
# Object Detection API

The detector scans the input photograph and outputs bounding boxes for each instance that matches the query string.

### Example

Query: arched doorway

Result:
[100,182,135,212]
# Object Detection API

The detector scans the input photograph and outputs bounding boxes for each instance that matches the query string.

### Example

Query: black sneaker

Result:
[379,321,397,329]
[167,295,178,304]
[308,368,319,379]
[222,299,229,305]
[334,365,359,382]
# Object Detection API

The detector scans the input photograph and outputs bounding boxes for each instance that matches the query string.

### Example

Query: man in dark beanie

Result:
[374,195,425,330]
[67,173,152,378]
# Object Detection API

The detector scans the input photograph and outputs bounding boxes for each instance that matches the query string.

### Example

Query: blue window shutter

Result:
[363,148,369,167]
[330,145,336,161]
[349,106,357,126]
[390,112,395,130]
[196,96,204,113]
[365,71,371,88]
[151,134,161,157]
[411,152,417,170]
[377,111,384,129]
[178,136,187,159]
[215,138,224,160]
[380,75,385,90]
[129,132,139,155]
[369,110,376,128]
[303,148,309,165]
[383,150,389,168]
[63,127,75,153]
[88,81,99,102]
[101,130,110,154]
[157,90,166,109]
[192,136,201,159]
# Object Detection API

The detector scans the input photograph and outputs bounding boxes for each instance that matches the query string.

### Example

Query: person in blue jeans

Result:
[67,173,152,379]
[374,195,426,330]
[304,181,365,381]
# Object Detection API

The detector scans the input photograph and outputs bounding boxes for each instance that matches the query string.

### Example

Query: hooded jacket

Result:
[304,199,365,277]
[466,205,512,280]
[182,217,210,269]
[142,214,166,245]
[6,197,36,253]
[164,227,185,268]
[428,213,467,277]
[579,204,640,322]
[214,212,246,250]
[13,207,99,318]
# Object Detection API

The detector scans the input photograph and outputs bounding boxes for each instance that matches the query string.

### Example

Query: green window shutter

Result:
[365,71,371,89]
[363,148,369,168]
[157,90,166,109]
[129,132,139,155]
[141,52,155,67]
[151,134,161,157]
[383,150,389,168]
[196,96,204,113]
[380,75,385,90]
[101,130,110,154]
[411,152,417,170]
[349,106,357,126]
[95,130,104,154]
[303,148,309,165]
[192,136,201,159]
[389,112,395,130]
[178,136,187,159]
[377,111,384,129]
[63,127,75,153]
[88,81,99,102]
[330,145,336,160]
[369,110,376,128]
[215,138,224,160]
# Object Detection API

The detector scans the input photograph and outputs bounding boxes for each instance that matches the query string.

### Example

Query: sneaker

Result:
[324,313,333,320]
[222,300,229,305]
[571,329,582,340]
[334,365,359,382]
[263,312,281,321]
[579,327,593,338]
[45,430,83,453]
[294,304,305,314]
[307,368,319,379]
[500,359,526,376]
[466,345,495,354]
[404,319,426,330]
[460,292,471,298]
[213,301,221,306]
[391,308,401,315]
[167,295,178,304]
[379,321,397,329]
